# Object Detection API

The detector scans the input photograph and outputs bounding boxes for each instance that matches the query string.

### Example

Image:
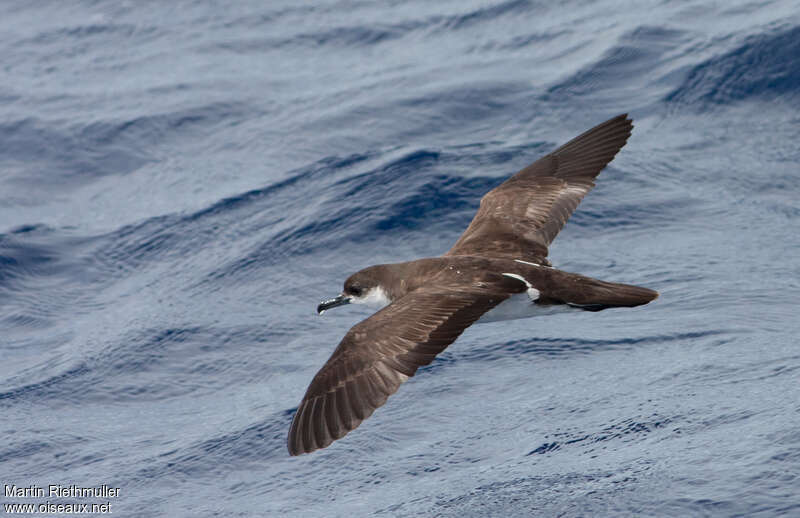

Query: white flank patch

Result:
[351,286,391,309]
[502,272,541,300]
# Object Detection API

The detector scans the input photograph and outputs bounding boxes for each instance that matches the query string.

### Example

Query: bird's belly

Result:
[477,292,576,324]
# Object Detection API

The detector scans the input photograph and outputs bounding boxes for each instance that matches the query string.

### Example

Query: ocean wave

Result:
[667,25,800,108]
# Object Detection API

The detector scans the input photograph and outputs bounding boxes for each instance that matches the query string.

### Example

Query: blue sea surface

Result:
[2,0,799,516]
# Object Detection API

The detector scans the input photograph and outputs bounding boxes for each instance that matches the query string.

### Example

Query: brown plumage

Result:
[447,113,634,264]
[288,114,658,455]
[288,272,524,454]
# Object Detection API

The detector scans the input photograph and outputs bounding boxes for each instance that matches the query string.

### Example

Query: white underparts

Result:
[476,273,537,323]
[478,295,576,323]
[351,286,391,309]
[476,272,574,323]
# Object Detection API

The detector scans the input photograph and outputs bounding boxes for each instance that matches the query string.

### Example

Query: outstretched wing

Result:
[446,114,633,263]
[287,275,524,455]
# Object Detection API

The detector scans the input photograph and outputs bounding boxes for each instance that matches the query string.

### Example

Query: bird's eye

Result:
[350,286,363,296]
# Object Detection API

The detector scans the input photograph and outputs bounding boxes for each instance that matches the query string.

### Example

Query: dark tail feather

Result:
[558,277,659,312]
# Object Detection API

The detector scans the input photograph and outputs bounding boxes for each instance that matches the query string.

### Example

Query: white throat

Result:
[351,286,391,309]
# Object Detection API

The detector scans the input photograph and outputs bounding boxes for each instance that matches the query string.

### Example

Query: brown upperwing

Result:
[446,114,633,263]
[287,273,525,455]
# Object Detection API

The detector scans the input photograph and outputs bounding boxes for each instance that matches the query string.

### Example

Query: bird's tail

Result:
[550,274,659,312]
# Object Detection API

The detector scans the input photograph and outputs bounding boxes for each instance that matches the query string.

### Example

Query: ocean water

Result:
[2,0,799,516]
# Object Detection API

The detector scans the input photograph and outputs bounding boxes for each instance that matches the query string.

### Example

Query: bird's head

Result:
[317,266,392,315]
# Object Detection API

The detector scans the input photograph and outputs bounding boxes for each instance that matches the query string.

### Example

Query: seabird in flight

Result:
[288,114,658,455]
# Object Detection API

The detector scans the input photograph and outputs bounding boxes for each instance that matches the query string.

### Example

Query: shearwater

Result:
[288,114,658,455]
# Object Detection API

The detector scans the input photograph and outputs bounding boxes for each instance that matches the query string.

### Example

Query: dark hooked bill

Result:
[317,295,350,314]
